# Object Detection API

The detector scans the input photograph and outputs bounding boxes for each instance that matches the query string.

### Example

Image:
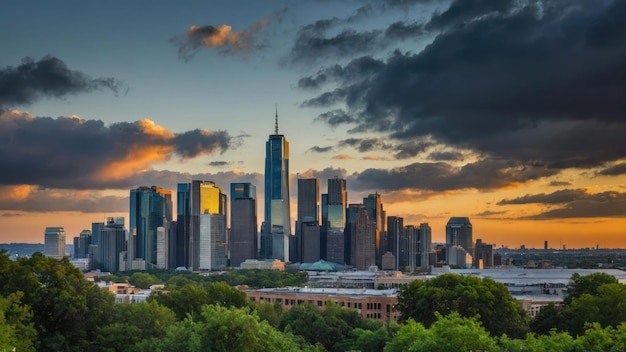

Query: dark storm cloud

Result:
[209,161,230,167]
[384,21,424,40]
[0,190,128,213]
[598,163,626,176]
[427,151,464,161]
[314,110,357,126]
[549,181,573,187]
[348,159,557,192]
[289,27,382,64]
[0,56,126,106]
[336,137,431,159]
[0,112,236,189]
[522,191,626,220]
[309,146,334,153]
[497,189,588,205]
[300,0,626,169]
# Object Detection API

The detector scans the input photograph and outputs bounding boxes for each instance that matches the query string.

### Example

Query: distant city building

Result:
[387,216,404,270]
[300,220,321,263]
[296,178,320,263]
[129,186,172,269]
[324,177,347,264]
[240,259,285,271]
[96,217,127,273]
[230,182,258,267]
[418,223,433,269]
[261,110,292,262]
[474,238,494,269]
[446,217,473,265]
[44,227,66,259]
[73,229,91,259]
[363,194,385,268]
[348,204,375,270]
[405,225,419,272]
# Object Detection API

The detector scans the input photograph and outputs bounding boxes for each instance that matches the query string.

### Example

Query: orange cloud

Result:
[6,185,36,200]
[332,154,353,160]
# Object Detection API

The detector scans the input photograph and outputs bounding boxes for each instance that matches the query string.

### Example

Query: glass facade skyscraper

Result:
[230,182,258,267]
[324,177,347,264]
[261,112,291,262]
[129,186,172,268]
[44,227,66,259]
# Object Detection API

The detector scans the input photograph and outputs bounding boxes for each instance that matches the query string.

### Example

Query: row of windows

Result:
[252,296,394,313]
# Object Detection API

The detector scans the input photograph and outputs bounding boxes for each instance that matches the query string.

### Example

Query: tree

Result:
[397,273,529,337]
[564,272,618,305]
[385,313,498,352]
[147,305,311,352]
[129,272,162,289]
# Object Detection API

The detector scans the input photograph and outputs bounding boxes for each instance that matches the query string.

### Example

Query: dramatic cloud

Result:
[427,151,464,161]
[174,7,288,60]
[308,146,334,153]
[548,181,573,187]
[522,191,626,220]
[598,163,626,176]
[0,111,236,189]
[475,210,507,217]
[0,186,128,213]
[208,161,231,167]
[498,189,588,205]
[299,0,626,169]
[349,159,557,192]
[0,56,126,106]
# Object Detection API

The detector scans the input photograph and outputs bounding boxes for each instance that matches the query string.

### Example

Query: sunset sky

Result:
[2,0,626,249]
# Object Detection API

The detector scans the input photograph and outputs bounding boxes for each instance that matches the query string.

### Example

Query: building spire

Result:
[274,104,279,135]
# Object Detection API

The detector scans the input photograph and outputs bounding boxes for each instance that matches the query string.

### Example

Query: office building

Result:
[418,223,432,269]
[96,217,127,273]
[323,177,347,264]
[44,227,66,259]
[363,193,385,268]
[73,229,91,259]
[348,204,375,270]
[261,110,292,262]
[129,186,172,269]
[474,238,494,269]
[446,217,473,264]
[230,182,258,267]
[386,216,404,270]
[291,178,321,262]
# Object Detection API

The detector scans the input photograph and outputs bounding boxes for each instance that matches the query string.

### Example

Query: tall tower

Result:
[129,186,172,269]
[261,109,292,262]
[347,204,375,270]
[445,217,473,266]
[418,223,432,269]
[386,216,404,270]
[230,182,258,267]
[323,177,347,264]
[44,227,66,259]
[296,178,320,263]
[363,193,384,268]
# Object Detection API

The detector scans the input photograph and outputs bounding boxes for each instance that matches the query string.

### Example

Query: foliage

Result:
[397,273,530,337]
[128,272,162,289]
[94,300,176,352]
[150,281,250,320]
[564,272,618,305]
[0,252,115,351]
[385,313,499,352]
[255,301,284,328]
[145,304,312,352]
[279,301,381,352]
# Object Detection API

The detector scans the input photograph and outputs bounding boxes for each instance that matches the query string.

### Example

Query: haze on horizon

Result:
[1,0,626,249]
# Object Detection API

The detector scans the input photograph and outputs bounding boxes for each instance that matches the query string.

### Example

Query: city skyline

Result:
[2,0,626,249]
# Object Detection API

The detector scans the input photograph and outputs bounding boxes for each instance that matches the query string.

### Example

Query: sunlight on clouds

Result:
[7,185,36,200]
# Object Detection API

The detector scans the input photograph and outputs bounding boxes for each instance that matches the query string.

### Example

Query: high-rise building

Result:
[261,110,292,262]
[324,177,347,264]
[418,223,432,269]
[129,186,172,269]
[347,204,375,270]
[73,229,91,259]
[174,183,191,269]
[230,182,258,267]
[191,181,228,271]
[445,217,473,265]
[44,227,66,259]
[405,225,419,272]
[474,238,494,269]
[363,193,384,268]
[96,217,127,273]
[296,178,319,263]
[386,216,404,270]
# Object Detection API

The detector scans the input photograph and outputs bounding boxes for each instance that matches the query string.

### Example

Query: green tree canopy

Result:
[397,273,529,338]
[564,272,618,305]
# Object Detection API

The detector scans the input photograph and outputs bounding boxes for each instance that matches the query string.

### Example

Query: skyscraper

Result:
[446,217,473,266]
[363,193,384,268]
[129,186,172,268]
[296,178,319,262]
[418,223,432,269]
[73,229,91,259]
[230,182,258,267]
[97,217,127,273]
[261,110,292,262]
[44,227,66,259]
[386,216,404,270]
[324,177,347,264]
[347,204,375,270]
